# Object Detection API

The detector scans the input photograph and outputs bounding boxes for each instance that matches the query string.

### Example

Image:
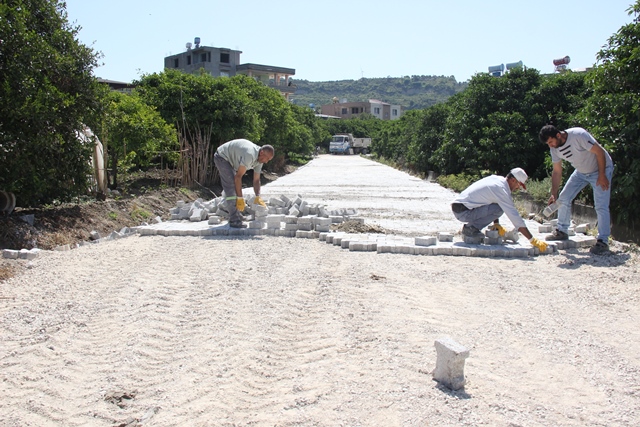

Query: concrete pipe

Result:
[0,190,16,215]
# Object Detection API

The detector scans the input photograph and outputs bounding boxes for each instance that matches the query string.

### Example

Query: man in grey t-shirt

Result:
[214,139,274,228]
[538,125,614,254]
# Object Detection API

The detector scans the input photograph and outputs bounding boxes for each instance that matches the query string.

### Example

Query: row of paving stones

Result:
[2,193,597,260]
[137,216,596,258]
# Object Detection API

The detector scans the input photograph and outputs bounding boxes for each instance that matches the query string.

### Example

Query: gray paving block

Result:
[437,232,454,242]
[3,249,19,259]
[433,337,469,391]
[415,236,437,246]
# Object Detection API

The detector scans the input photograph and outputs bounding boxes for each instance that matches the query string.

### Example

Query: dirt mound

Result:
[331,219,387,234]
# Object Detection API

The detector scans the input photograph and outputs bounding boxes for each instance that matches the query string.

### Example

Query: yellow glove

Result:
[529,237,548,253]
[254,196,267,208]
[236,198,246,212]
[489,223,506,236]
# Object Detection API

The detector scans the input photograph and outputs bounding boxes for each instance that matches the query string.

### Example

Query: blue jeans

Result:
[556,164,614,242]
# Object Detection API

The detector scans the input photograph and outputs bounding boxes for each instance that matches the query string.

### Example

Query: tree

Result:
[98,91,177,189]
[579,1,640,225]
[0,0,102,206]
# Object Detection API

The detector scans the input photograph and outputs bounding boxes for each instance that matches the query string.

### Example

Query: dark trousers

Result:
[452,203,503,230]
[214,153,242,223]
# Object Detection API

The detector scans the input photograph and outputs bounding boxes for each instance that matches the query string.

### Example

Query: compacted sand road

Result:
[1,155,639,426]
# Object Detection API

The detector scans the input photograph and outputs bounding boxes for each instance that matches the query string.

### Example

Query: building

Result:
[97,78,136,93]
[164,37,296,100]
[320,98,404,120]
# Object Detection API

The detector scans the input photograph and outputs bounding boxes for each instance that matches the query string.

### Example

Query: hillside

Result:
[290,75,468,111]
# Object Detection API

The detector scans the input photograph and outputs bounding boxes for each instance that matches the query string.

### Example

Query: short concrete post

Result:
[433,337,470,390]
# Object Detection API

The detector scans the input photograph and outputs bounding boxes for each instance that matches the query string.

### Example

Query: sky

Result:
[64,0,636,83]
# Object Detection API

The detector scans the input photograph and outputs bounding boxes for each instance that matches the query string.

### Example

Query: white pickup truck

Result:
[329,133,372,155]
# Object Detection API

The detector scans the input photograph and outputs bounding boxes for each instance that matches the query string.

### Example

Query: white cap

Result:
[510,167,528,190]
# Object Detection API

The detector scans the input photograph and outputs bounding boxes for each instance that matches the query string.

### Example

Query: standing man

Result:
[214,139,274,228]
[538,125,614,254]
[451,168,548,252]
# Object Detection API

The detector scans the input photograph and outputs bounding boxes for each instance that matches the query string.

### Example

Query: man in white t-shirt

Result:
[451,168,548,252]
[538,125,614,254]
[214,139,274,228]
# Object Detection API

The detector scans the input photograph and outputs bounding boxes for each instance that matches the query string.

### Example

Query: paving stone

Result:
[433,337,469,391]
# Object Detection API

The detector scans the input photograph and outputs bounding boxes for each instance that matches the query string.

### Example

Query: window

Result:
[351,107,359,114]
[341,108,347,115]
[392,109,398,116]
[174,58,179,68]
[220,52,230,63]
[201,53,207,63]
[187,55,191,65]
[374,107,380,114]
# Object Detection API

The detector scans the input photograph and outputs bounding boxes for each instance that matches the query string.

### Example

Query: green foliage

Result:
[291,75,468,111]
[435,173,480,193]
[522,177,552,205]
[0,0,102,206]
[130,206,152,221]
[134,71,317,174]
[577,1,640,226]
[96,91,178,188]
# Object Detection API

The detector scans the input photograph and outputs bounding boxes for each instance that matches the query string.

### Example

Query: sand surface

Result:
[2,155,639,426]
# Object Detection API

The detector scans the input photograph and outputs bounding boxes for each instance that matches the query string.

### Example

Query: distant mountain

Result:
[290,75,468,111]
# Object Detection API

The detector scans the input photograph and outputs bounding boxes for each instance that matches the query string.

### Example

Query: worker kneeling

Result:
[451,168,548,252]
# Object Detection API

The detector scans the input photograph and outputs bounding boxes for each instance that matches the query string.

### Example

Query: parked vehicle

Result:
[329,133,372,155]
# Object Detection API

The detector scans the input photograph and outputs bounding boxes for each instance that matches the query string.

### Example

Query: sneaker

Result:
[590,239,610,255]
[229,221,247,228]
[545,229,568,241]
[462,224,483,238]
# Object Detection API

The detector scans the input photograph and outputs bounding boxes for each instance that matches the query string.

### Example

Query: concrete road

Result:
[262,154,461,236]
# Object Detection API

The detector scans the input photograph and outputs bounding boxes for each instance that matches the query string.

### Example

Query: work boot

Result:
[229,221,247,228]
[589,239,610,255]
[462,224,483,238]
[545,229,568,241]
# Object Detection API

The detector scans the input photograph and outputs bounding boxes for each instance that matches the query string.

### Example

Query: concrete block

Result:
[433,337,470,390]
[452,246,472,256]
[248,221,265,229]
[284,215,298,224]
[416,246,434,255]
[485,229,500,239]
[538,224,552,233]
[208,216,221,225]
[567,228,576,236]
[315,225,331,233]
[329,216,343,223]
[284,223,298,231]
[463,235,484,245]
[415,236,437,246]
[484,237,502,245]
[297,223,313,231]
[269,197,286,207]
[437,232,454,242]
[19,249,39,260]
[575,223,589,234]
[550,219,558,227]
[3,249,19,259]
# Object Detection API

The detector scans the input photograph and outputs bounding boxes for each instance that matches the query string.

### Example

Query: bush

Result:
[436,173,479,193]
